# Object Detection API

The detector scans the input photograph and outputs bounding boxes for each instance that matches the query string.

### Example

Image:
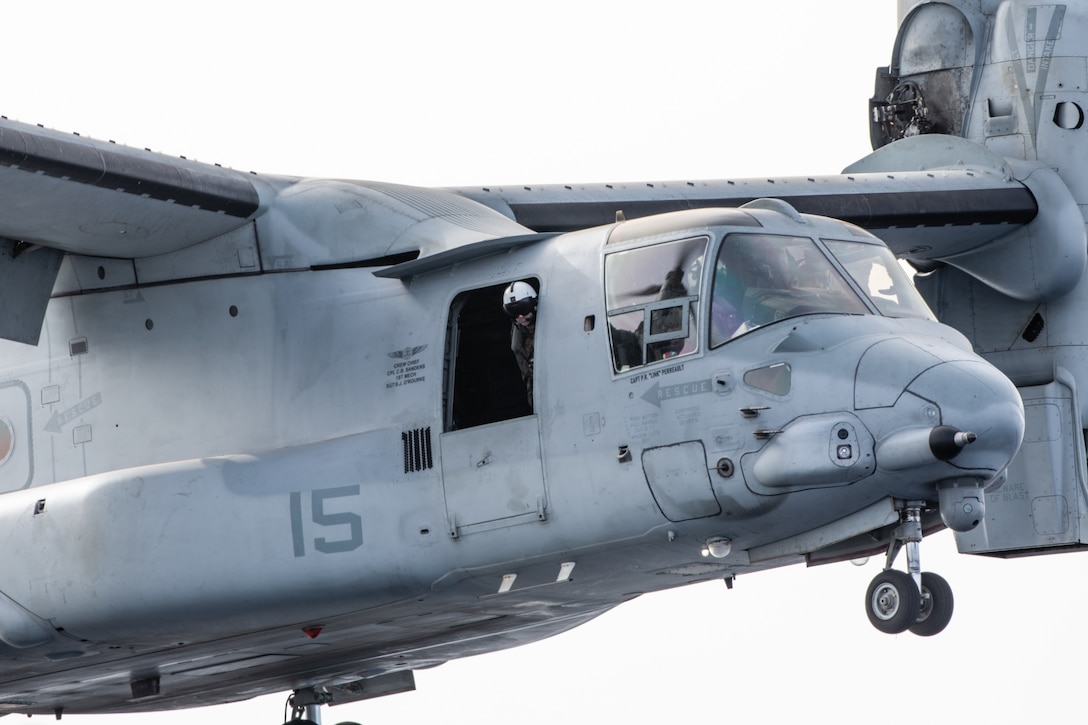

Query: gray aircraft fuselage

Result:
[0,191,1022,713]
[12,0,1088,717]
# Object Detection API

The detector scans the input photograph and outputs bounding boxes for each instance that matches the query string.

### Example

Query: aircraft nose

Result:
[904,359,1025,477]
[856,337,1025,482]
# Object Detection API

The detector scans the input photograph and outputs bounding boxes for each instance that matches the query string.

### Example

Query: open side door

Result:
[440,282,546,538]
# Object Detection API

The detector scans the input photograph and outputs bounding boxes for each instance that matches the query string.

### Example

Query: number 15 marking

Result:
[289,485,363,557]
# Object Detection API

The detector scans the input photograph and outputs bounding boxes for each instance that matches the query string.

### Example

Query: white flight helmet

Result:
[503,281,537,319]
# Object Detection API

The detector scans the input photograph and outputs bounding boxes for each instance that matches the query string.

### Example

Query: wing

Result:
[0,117,260,344]
[0,117,531,344]
[1,118,1079,345]
[451,166,1036,245]
[452,135,1085,305]
[0,117,260,256]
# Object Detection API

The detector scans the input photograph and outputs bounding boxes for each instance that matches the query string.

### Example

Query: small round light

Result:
[706,537,732,558]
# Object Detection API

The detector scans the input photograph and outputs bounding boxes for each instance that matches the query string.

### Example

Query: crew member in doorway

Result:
[503,280,537,408]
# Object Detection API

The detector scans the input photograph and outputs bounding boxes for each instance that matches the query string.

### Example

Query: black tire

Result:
[865,569,920,634]
[909,571,954,636]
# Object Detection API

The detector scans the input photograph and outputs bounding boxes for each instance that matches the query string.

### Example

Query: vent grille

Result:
[1022,312,1045,342]
[403,427,434,473]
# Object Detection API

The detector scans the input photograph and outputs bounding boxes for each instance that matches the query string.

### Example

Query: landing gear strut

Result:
[283,688,361,725]
[284,688,325,725]
[864,502,954,636]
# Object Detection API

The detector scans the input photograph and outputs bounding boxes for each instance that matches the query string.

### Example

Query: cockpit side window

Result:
[710,233,868,347]
[605,236,707,372]
[822,240,935,320]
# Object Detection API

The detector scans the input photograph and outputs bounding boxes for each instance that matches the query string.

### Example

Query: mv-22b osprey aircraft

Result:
[1,0,1087,721]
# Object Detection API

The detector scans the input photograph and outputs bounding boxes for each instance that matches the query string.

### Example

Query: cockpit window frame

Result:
[708,232,871,349]
[820,238,936,322]
[604,235,709,375]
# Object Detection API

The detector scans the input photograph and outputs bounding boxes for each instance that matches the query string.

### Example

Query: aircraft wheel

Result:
[909,571,954,636]
[865,569,920,634]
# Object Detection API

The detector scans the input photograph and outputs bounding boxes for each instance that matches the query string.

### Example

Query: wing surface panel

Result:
[450,168,1038,257]
[0,118,260,257]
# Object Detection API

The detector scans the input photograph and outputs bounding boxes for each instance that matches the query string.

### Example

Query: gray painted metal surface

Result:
[0,0,1085,719]
[0,196,1025,715]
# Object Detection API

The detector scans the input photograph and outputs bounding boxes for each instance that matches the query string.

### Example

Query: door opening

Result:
[445,280,537,431]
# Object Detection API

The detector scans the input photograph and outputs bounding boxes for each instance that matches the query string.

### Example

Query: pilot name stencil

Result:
[386,345,428,389]
[628,362,684,385]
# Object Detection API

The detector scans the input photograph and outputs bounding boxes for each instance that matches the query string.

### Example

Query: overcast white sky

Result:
[5,2,1087,724]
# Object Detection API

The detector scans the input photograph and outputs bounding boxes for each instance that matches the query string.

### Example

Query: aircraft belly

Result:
[0,494,747,714]
[0,587,620,715]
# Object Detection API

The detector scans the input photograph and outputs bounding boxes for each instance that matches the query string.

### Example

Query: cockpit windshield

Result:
[822,240,934,321]
[710,233,868,347]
